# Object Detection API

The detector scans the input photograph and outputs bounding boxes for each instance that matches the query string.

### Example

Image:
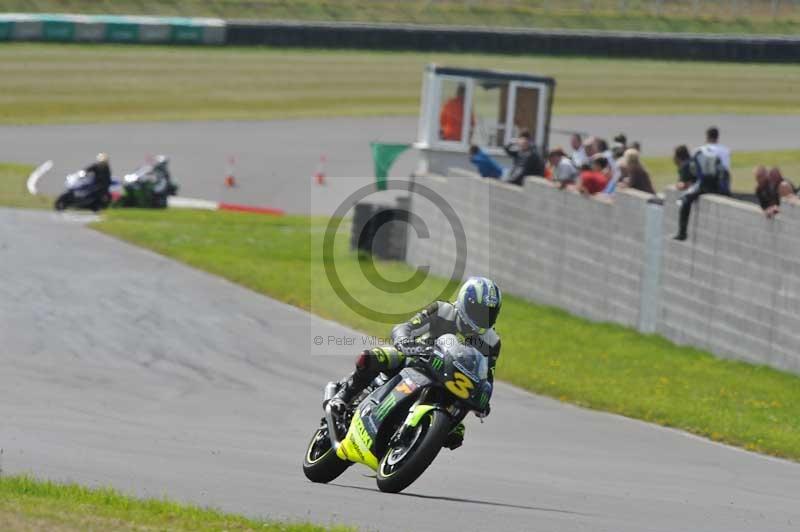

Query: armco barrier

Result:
[2,14,798,62]
[0,13,225,44]
[225,20,800,63]
[405,173,800,374]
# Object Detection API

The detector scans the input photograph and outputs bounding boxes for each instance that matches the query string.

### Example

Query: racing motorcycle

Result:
[302,334,492,493]
[113,164,179,209]
[53,170,113,211]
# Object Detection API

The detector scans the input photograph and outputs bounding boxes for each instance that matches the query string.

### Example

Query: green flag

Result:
[371,142,410,191]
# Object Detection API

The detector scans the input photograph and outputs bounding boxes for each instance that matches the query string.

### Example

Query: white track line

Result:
[26,160,53,195]
[167,196,220,210]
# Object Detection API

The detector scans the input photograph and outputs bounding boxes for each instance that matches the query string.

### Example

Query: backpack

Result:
[691,146,730,195]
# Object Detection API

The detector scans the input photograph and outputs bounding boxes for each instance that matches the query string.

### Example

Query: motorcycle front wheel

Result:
[302,426,351,483]
[54,192,72,211]
[376,409,450,493]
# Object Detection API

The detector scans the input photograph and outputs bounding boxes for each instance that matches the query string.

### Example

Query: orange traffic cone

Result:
[224,155,237,188]
[314,154,327,185]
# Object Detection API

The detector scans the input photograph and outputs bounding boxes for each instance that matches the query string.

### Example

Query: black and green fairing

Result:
[336,367,434,470]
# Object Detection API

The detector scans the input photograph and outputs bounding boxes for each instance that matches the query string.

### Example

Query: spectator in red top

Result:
[439,84,474,142]
[579,155,610,195]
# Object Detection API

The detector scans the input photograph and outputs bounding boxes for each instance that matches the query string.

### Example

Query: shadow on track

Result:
[330,482,589,515]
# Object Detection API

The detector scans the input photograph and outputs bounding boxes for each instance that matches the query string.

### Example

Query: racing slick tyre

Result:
[376,409,451,493]
[303,426,351,483]
[54,192,72,211]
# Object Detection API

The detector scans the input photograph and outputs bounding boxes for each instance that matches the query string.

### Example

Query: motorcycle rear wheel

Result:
[302,426,351,483]
[376,410,450,493]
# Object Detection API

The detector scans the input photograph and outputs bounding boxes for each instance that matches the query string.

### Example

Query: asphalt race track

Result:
[2,114,798,215]
[2,208,799,532]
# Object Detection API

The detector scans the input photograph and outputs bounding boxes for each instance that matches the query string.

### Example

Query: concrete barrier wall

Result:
[0,14,226,44]
[408,174,652,328]
[406,172,800,374]
[659,190,800,373]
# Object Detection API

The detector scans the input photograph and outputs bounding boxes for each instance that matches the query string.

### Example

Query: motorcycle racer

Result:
[84,153,112,196]
[327,276,502,450]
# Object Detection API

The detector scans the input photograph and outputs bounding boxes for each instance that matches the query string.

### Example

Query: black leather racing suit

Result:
[84,161,112,196]
[336,301,500,448]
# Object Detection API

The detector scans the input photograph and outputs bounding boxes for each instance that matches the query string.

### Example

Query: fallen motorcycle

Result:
[303,334,492,493]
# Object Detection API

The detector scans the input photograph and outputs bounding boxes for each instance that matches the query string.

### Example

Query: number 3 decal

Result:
[445,372,474,399]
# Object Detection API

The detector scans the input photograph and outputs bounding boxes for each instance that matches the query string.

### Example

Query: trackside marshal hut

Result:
[414,64,556,176]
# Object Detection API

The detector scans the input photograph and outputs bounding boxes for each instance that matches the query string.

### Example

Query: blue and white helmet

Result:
[454,277,502,335]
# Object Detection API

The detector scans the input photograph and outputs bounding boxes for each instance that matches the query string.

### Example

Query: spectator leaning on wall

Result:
[755,165,780,218]
[595,138,621,194]
[769,167,798,204]
[618,149,655,195]
[570,133,589,168]
[674,145,727,241]
[468,145,504,179]
[673,145,694,191]
[579,155,611,195]
[548,147,578,189]
[504,130,545,186]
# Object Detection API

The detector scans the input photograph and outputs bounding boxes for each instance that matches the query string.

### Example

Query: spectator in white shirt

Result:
[595,137,621,193]
[570,134,589,169]
[548,147,578,188]
[703,127,731,171]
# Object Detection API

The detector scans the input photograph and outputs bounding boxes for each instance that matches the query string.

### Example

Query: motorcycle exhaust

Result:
[322,382,342,451]
[324,403,341,452]
[323,381,338,404]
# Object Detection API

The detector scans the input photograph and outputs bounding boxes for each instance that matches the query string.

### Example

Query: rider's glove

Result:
[395,337,426,357]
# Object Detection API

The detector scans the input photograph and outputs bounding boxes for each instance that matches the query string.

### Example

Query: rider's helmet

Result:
[154,155,169,169]
[454,277,502,335]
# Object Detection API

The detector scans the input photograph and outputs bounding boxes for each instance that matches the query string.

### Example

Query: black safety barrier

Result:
[350,202,408,261]
[226,21,800,63]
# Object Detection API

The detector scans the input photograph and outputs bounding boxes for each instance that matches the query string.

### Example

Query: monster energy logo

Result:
[375,394,397,421]
[479,392,489,408]
[430,356,443,371]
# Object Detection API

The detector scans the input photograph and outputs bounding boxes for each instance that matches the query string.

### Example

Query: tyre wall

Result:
[0,14,225,44]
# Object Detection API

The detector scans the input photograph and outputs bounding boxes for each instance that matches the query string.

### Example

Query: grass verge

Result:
[2,44,800,125]
[0,475,350,532]
[6,0,800,35]
[92,208,800,461]
[0,163,50,209]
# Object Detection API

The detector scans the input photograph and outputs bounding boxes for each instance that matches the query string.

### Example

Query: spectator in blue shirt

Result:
[469,145,503,179]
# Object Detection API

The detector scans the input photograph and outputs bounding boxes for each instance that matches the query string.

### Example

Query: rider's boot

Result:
[326,371,371,416]
[325,350,383,416]
[443,422,465,450]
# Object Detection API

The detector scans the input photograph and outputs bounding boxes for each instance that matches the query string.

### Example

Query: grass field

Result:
[0,475,348,532]
[0,163,51,208]
[2,44,799,125]
[5,0,800,35]
[91,207,800,462]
